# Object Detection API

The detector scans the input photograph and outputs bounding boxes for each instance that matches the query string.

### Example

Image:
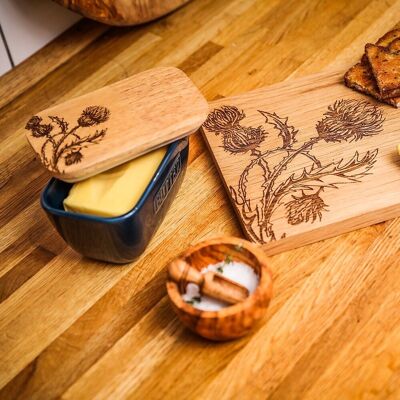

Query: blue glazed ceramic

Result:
[41,138,189,263]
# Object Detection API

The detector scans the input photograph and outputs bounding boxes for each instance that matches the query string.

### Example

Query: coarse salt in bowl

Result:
[181,260,259,311]
[166,237,273,341]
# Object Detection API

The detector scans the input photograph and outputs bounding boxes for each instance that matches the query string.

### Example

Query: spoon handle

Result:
[168,258,249,304]
[168,258,204,289]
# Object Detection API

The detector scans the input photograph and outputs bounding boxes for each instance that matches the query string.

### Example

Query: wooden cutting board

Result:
[202,70,400,255]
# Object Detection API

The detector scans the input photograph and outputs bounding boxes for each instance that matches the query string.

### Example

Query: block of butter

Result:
[63,147,167,217]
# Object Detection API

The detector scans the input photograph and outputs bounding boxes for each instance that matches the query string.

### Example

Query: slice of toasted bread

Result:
[376,28,400,47]
[344,63,376,94]
[344,28,400,107]
[366,44,400,98]
[344,62,400,107]
[361,28,400,63]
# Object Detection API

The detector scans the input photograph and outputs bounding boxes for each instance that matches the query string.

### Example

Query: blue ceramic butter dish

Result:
[41,138,188,263]
[23,67,208,263]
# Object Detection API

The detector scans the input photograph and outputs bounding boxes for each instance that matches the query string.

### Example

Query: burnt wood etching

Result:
[204,99,385,243]
[25,106,110,173]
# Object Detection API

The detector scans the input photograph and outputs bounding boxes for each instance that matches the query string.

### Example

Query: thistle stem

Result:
[52,125,80,169]
[236,138,322,241]
[40,134,57,168]
[261,137,321,239]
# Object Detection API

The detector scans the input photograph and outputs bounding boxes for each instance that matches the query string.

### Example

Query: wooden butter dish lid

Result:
[24,67,208,182]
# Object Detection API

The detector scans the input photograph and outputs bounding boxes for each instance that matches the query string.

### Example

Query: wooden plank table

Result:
[0,1,399,398]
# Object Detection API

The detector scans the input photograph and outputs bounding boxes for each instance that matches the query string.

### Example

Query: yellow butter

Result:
[63,147,167,217]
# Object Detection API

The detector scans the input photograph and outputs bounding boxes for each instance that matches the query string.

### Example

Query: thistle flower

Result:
[204,106,266,154]
[25,115,53,137]
[204,106,245,134]
[286,190,328,225]
[65,150,83,165]
[222,125,266,154]
[78,106,110,127]
[315,99,384,143]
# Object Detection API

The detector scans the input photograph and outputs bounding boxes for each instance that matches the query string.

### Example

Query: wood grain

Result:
[1,0,400,399]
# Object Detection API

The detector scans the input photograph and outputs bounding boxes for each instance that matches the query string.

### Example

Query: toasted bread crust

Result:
[361,29,400,63]
[344,63,376,94]
[388,38,400,53]
[344,62,400,107]
[376,29,400,47]
[366,44,400,98]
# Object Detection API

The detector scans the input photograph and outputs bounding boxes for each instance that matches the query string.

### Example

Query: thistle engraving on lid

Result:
[25,105,110,174]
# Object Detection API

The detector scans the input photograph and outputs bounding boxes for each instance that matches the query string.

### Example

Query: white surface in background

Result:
[0,36,12,75]
[0,0,80,65]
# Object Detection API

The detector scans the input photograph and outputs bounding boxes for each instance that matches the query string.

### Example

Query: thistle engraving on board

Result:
[25,105,110,173]
[204,99,385,243]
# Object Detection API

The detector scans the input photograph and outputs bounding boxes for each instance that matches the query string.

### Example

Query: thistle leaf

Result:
[237,166,250,203]
[230,186,241,205]
[86,128,107,143]
[258,158,271,181]
[57,129,108,161]
[258,110,298,148]
[281,149,378,193]
[78,129,108,147]
[49,116,68,133]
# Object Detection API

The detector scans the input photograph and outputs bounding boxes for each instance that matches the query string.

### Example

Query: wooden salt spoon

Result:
[168,258,249,305]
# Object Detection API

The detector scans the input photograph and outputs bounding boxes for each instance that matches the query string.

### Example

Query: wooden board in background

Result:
[202,70,400,254]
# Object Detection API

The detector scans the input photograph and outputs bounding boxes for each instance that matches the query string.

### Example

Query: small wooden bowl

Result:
[166,237,273,341]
